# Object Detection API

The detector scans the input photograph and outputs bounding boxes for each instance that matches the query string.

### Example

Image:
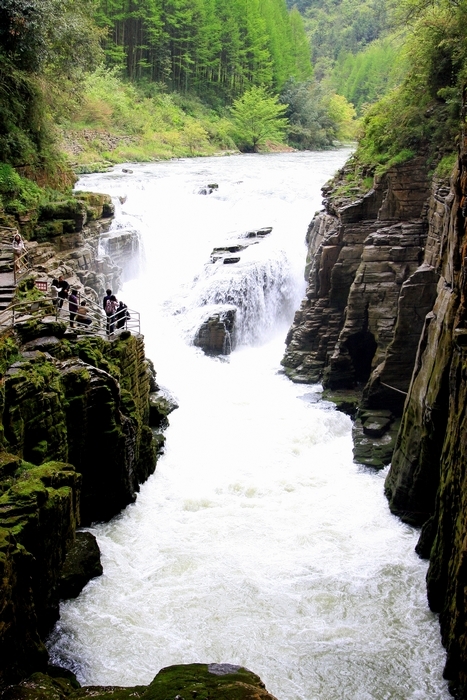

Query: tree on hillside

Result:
[230,85,288,151]
[355,0,467,172]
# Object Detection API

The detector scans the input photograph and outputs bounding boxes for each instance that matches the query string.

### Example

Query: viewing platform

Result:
[0,227,140,338]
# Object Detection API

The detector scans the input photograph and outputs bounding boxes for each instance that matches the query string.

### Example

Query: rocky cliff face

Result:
[0,325,170,687]
[0,191,177,689]
[282,146,467,697]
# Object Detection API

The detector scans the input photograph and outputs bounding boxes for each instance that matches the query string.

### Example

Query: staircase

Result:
[0,286,16,311]
[0,228,20,312]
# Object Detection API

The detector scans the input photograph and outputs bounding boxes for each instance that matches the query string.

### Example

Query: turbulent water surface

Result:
[48,151,450,700]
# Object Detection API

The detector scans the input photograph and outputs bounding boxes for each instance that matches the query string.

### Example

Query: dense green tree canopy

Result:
[96,0,312,100]
[355,0,467,170]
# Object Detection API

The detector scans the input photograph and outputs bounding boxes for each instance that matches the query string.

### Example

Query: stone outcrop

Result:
[1,663,278,700]
[282,158,431,394]
[0,459,81,685]
[0,191,173,690]
[2,331,161,525]
[384,145,467,697]
[99,228,141,281]
[4,191,137,306]
[0,324,170,687]
[194,309,236,355]
[282,144,467,696]
[59,531,103,599]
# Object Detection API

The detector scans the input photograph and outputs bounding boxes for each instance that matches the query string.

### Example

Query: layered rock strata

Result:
[385,146,467,697]
[282,158,431,393]
[194,309,236,355]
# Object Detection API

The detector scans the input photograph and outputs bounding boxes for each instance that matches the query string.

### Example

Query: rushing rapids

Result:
[48,152,450,700]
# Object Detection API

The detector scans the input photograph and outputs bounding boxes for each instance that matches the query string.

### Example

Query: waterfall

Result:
[47,151,450,700]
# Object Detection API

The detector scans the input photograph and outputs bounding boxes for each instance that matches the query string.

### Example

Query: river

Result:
[48,151,450,700]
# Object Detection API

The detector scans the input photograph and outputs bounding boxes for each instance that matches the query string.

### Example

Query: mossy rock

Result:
[0,333,20,377]
[322,389,362,417]
[0,452,22,492]
[1,664,278,700]
[14,320,68,344]
[148,391,179,428]
[39,200,85,222]
[59,531,103,599]
[34,221,66,240]
[74,192,114,220]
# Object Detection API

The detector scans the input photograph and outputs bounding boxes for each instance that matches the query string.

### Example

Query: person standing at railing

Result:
[50,279,60,310]
[76,300,92,326]
[105,294,118,335]
[69,289,79,328]
[12,233,25,274]
[58,276,69,309]
[116,300,130,329]
[103,288,112,311]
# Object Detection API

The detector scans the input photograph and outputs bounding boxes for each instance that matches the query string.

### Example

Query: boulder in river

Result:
[194,309,236,355]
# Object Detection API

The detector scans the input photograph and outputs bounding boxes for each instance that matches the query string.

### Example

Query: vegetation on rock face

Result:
[349,0,467,173]
[0,0,102,185]
[0,322,170,686]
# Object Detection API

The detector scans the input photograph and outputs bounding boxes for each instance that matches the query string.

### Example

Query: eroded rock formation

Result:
[194,309,236,355]
[282,143,467,696]
[0,325,170,687]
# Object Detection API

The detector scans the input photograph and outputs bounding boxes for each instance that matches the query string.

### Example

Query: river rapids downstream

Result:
[48,151,450,700]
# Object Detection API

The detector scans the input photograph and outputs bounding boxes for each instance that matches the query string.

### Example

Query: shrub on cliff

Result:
[355,0,465,172]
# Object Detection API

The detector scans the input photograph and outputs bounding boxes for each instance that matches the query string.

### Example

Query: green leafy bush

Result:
[0,164,43,213]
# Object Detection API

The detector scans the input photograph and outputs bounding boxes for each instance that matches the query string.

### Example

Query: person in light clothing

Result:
[12,233,25,273]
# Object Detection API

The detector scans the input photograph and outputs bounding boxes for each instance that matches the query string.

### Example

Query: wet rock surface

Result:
[194,309,236,355]
[59,531,103,599]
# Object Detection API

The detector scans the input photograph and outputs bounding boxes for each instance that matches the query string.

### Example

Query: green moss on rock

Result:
[1,664,278,700]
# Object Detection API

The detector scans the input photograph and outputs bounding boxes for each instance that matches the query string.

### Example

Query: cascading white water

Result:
[48,151,450,700]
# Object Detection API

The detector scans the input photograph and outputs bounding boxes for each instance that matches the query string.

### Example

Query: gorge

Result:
[1,146,465,699]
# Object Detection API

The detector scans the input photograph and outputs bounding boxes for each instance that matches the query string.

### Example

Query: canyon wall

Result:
[0,198,172,689]
[282,144,467,697]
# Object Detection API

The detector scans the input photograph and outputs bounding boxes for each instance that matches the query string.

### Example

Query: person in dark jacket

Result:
[103,289,112,311]
[116,300,130,329]
[69,289,79,327]
[105,294,118,334]
[58,276,70,309]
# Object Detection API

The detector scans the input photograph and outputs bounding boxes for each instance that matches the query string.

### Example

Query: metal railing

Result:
[0,228,140,337]
[0,292,140,338]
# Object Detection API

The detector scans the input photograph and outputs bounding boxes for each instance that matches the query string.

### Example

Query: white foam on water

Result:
[48,151,449,700]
